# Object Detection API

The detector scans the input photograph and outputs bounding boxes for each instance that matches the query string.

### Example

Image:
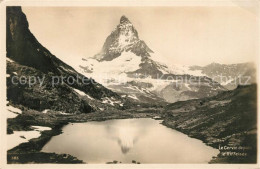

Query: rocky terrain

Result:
[162,84,257,163]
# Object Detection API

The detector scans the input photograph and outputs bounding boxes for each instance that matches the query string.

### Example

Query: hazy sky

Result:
[22,5,258,66]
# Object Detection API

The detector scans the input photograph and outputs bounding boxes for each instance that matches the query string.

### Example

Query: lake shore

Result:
[7,109,158,164]
[7,104,256,164]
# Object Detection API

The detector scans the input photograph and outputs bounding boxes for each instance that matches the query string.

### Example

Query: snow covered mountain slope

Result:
[78,15,226,103]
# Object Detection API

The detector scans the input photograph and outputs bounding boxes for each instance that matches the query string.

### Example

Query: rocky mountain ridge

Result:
[190,62,256,90]
[6,7,124,114]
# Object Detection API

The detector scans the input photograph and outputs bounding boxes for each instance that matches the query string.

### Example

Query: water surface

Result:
[42,118,219,163]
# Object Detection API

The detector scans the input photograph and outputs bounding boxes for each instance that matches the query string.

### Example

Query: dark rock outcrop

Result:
[6,7,121,113]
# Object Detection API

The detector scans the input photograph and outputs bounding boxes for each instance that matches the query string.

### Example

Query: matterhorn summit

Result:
[78,15,225,103]
[93,15,153,62]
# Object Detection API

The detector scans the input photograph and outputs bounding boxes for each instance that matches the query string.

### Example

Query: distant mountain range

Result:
[77,15,256,103]
[190,62,256,90]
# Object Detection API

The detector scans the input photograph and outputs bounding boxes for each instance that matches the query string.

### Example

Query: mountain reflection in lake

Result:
[42,118,219,163]
[104,118,147,154]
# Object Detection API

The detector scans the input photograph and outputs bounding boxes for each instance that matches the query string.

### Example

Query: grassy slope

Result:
[162,84,257,163]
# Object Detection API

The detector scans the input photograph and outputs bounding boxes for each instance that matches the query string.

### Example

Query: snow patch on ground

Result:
[7,126,51,150]
[59,112,71,115]
[86,95,94,100]
[73,88,86,96]
[7,104,22,119]
[32,126,52,131]
[60,66,75,73]
[7,131,41,150]
[102,97,122,106]
[73,88,94,100]
[42,109,49,114]
[128,95,139,100]
[99,107,105,111]
[6,58,14,63]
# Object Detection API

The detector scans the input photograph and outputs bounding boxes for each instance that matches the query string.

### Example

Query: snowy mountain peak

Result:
[77,15,228,104]
[92,15,153,61]
[118,15,136,37]
[120,15,131,24]
[81,15,209,78]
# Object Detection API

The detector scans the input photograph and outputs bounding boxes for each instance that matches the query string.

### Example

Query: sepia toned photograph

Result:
[1,0,259,167]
